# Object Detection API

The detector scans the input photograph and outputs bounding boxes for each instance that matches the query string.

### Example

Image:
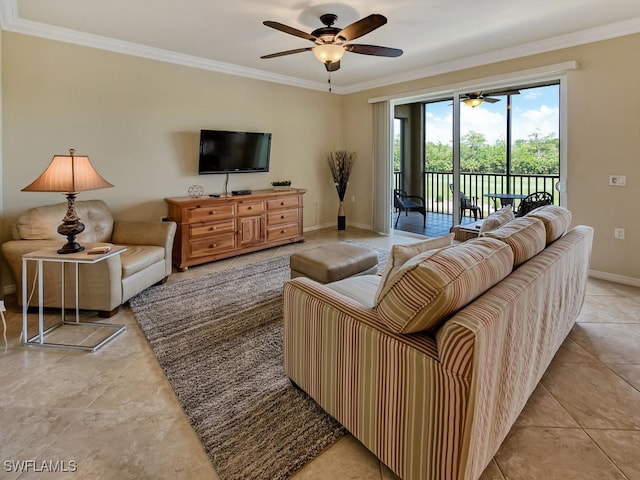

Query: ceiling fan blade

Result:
[483,89,521,96]
[260,47,313,59]
[336,14,387,41]
[483,97,500,103]
[263,21,317,42]
[345,44,403,57]
[325,60,341,72]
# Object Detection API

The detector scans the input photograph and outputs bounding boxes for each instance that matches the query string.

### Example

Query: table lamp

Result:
[22,149,114,254]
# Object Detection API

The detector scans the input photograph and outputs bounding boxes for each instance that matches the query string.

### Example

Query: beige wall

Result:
[342,33,640,281]
[2,30,639,285]
[0,32,346,287]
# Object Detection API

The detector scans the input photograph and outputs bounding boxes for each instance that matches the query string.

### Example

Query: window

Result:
[416,82,560,229]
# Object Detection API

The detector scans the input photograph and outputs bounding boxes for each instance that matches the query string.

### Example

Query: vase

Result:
[337,201,346,230]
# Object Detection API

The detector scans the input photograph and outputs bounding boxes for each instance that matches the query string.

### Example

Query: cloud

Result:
[423,103,558,145]
[512,105,559,141]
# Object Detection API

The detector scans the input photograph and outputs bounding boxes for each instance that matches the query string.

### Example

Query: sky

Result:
[421,84,559,145]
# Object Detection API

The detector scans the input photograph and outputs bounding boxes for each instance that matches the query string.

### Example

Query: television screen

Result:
[199,130,271,174]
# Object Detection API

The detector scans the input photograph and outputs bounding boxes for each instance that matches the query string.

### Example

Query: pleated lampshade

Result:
[22,149,113,193]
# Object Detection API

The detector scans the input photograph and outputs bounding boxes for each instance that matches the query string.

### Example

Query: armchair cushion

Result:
[120,245,165,278]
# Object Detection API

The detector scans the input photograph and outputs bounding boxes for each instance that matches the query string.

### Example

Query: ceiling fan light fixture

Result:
[313,44,345,64]
[463,97,483,108]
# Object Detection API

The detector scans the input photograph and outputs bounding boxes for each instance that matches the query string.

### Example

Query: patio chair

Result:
[449,185,483,222]
[516,191,553,217]
[393,189,426,228]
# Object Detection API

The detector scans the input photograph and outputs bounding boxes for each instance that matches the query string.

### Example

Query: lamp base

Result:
[57,222,85,253]
[57,194,86,254]
[57,238,85,254]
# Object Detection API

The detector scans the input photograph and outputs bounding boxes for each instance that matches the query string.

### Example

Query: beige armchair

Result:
[2,200,176,317]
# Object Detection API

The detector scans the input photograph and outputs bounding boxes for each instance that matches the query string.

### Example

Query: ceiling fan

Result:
[260,13,403,74]
[461,90,520,107]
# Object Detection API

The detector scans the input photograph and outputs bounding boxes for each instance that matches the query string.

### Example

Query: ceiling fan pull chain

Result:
[328,71,332,92]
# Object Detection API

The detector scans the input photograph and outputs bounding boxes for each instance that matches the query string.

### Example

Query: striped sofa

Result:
[283,206,593,480]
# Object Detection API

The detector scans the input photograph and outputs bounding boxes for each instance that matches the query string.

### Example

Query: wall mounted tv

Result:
[198,129,272,174]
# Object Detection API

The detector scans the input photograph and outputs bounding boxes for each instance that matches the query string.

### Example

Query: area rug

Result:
[129,243,388,480]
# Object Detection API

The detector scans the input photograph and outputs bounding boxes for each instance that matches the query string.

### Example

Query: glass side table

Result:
[22,245,127,352]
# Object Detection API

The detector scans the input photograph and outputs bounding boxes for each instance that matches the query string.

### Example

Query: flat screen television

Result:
[198,129,271,174]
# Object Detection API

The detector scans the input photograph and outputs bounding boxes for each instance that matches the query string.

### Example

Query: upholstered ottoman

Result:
[290,244,378,284]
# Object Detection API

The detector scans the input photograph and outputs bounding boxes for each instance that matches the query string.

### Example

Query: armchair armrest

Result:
[112,220,176,277]
[112,220,176,249]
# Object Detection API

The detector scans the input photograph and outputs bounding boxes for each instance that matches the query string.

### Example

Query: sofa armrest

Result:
[283,277,468,480]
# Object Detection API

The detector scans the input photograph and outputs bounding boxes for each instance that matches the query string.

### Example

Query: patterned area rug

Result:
[129,244,387,480]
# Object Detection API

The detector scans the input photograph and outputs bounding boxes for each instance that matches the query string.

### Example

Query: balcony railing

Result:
[394,171,560,218]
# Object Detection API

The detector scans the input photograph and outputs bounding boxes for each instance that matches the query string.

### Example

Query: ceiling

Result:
[2,0,640,93]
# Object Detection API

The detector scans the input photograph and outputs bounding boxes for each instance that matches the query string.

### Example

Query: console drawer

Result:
[190,234,235,258]
[267,196,299,210]
[186,204,234,223]
[267,223,300,241]
[237,201,265,216]
[267,209,299,226]
[190,219,235,238]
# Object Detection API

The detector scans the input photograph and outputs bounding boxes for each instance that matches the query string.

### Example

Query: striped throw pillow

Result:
[375,233,454,304]
[481,216,546,266]
[376,237,514,333]
[526,205,572,244]
[479,205,514,234]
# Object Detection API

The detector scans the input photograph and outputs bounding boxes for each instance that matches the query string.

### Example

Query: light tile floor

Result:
[0,227,638,480]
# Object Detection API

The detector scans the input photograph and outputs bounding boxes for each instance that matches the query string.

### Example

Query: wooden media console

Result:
[165,189,305,270]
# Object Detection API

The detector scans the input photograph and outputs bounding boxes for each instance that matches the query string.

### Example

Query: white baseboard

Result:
[303,221,373,232]
[589,270,640,288]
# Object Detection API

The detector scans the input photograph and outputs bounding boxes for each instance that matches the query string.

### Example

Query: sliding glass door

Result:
[409,82,561,235]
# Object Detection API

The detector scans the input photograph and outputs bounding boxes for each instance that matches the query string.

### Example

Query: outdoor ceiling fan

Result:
[461,89,520,107]
[260,13,403,83]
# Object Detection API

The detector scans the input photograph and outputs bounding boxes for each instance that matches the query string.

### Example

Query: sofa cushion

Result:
[326,274,381,308]
[120,245,165,278]
[481,216,546,267]
[526,205,572,244]
[376,237,514,333]
[375,233,454,303]
[14,199,114,242]
[479,205,514,234]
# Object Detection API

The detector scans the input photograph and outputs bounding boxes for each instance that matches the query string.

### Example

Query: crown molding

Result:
[0,0,336,93]
[0,0,17,29]
[341,16,640,94]
[1,0,638,96]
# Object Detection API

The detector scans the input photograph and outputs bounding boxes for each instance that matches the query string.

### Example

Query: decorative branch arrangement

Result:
[327,151,356,201]
[327,150,356,230]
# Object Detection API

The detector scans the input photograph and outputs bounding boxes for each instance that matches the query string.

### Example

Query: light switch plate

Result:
[609,175,626,186]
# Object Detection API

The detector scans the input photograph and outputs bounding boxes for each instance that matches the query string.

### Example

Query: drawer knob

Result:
[281,215,285,219]
[280,202,285,205]
[281,230,285,234]
[248,206,252,210]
